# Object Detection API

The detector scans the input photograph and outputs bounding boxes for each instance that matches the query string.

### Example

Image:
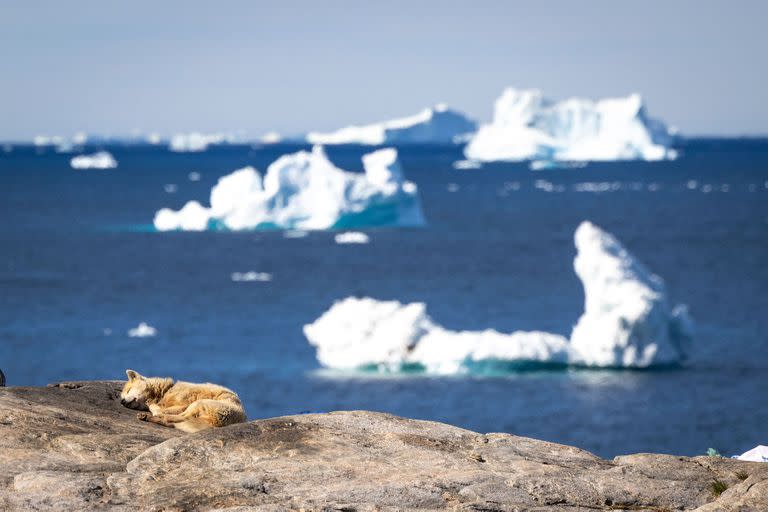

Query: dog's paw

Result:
[136,412,151,421]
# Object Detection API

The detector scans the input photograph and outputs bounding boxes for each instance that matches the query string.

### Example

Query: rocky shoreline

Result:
[0,381,765,511]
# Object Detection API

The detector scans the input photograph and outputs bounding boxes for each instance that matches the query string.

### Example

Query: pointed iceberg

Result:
[464,88,676,162]
[304,222,692,373]
[307,104,477,145]
[154,146,424,231]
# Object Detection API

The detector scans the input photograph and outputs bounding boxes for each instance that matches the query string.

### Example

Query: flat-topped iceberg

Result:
[464,88,676,163]
[304,221,692,373]
[154,146,424,231]
[307,104,477,145]
[70,151,118,170]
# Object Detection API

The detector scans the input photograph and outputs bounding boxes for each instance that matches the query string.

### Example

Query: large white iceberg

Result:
[304,221,692,373]
[307,104,477,145]
[464,88,676,162]
[154,146,424,231]
[70,151,118,170]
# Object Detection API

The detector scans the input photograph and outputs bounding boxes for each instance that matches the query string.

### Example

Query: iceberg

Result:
[260,132,282,144]
[304,222,692,373]
[464,88,677,162]
[569,221,691,367]
[70,151,118,170]
[307,104,477,145]
[154,146,424,231]
[735,445,768,462]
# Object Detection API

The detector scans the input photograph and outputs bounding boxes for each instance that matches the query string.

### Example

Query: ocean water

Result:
[1,139,767,458]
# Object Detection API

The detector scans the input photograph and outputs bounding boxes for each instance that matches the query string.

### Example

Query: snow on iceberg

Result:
[464,88,677,162]
[304,222,692,373]
[307,104,477,145]
[70,151,118,170]
[153,146,425,231]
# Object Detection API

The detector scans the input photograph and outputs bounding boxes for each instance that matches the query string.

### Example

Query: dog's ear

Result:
[126,369,141,382]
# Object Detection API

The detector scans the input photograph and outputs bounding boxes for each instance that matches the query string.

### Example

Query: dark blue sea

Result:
[1,139,766,458]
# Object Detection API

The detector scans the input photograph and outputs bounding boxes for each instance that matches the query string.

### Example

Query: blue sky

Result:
[1,0,766,139]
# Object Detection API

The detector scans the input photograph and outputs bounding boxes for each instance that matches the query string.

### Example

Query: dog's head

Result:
[120,369,154,410]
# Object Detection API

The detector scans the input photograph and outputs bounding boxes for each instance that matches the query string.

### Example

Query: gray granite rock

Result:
[0,381,765,511]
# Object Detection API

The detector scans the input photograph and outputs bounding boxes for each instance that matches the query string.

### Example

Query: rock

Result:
[0,381,765,511]
[0,369,5,386]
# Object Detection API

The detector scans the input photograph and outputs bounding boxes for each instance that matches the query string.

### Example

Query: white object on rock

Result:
[128,322,157,338]
[465,88,676,163]
[154,146,424,231]
[307,104,476,145]
[70,151,118,170]
[304,221,692,373]
[335,232,370,244]
[735,445,768,462]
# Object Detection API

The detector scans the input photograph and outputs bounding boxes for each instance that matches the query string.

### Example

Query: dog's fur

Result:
[120,369,246,433]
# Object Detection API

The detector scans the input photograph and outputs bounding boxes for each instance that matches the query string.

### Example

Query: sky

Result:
[1,0,766,140]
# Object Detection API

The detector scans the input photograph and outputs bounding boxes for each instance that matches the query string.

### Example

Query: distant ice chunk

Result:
[169,132,231,152]
[154,201,209,231]
[128,322,157,338]
[164,184,178,194]
[568,221,691,367]
[452,159,482,170]
[305,221,692,373]
[335,231,370,244]
[465,88,677,163]
[188,172,201,182]
[154,146,425,231]
[231,271,272,282]
[70,151,118,170]
[307,104,477,145]
[284,230,309,239]
[261,132,282,144]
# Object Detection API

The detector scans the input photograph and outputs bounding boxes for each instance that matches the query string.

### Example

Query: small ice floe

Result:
[647,183,660,192]
[573,182,622,193]
[686,180,699,190]
[335,232,370,244]
[749,184,757,192]
[169,132,226,152]
[447,183,460,192]
[103,328,112,336]
[70,151,118,170]
[735,445,768,462]
[2,144,12,153]
[231,271,273,282]
[284,230,309,239]
[452,159,482,170]
[128,322,157,338]
[529,160,587,171]
[534,179,565,193]
[702,184,713,193]
[188,172,201,182]
[164,184,178,193]
[720,184,730,192]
